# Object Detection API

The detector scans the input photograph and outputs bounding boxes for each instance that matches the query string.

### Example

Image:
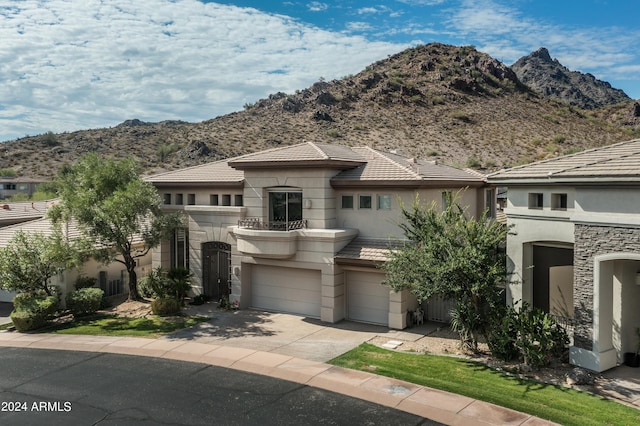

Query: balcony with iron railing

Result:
[233,217,305,259]
[237,218,307,231]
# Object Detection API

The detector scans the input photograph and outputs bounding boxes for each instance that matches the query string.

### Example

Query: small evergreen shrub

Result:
[151,297,180,315]
[66,288,104,317]
[10,310,46,332]
[13,293,59,317]
[488,302,569,369]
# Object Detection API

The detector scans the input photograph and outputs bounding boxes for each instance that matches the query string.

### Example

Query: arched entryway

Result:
[202,242,231,300]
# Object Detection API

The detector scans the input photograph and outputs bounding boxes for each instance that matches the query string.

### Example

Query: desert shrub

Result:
[465,156,482,169]
[141,267,192,304]
[0,168,17,177]
[139,267,170,298]
[488,302,569,369]
[13,293,59,317]
[10,310,46,332]
[66,288,104,317]
[75,275,98,290]
[151,297,180,315]
[167,267,193,306]
[448,110,471,123]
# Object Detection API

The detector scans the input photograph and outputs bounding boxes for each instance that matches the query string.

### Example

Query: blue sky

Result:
[0,0,638,143]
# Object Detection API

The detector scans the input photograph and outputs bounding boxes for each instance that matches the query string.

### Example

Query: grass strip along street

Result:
[43,315,210,338]
[329,343,640,426]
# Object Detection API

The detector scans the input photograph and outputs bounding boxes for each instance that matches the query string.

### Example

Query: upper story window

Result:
[551,193,568,210]
[528,193,543,209]
[269,190,302,225]
[210,194,219,206]
[441,191,452,210]
[359,195,372,209]
[341,195,354,209]
[163,193,172,205]
[234,194,243,206]
[377,195,391,210]
[187,194,196,205]
[222,194,231,206]
[485,188,496,217]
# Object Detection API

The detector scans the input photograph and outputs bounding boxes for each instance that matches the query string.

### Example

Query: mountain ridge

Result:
[1,43,638,180]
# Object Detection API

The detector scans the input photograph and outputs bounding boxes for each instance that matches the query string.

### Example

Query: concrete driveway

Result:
[171,303,432,362]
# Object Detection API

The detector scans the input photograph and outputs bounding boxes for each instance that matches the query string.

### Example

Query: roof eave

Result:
[229,159,366,170]
[330,179,486,188]
[150,181,244,188]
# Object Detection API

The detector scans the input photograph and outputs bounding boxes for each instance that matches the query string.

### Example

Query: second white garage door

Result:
[251,265,321,318]
[346,271,390,326]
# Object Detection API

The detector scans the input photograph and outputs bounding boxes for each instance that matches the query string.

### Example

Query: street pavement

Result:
[0,347,439,426]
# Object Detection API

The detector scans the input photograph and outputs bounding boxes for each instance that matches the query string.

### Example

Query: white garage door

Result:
[251,265,321,318]
[346,271,389,325]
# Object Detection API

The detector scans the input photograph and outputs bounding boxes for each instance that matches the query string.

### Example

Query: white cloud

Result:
[0,0,404,141]
[449,0,640,84]
[307,2,328,12]
[396,0,447,5]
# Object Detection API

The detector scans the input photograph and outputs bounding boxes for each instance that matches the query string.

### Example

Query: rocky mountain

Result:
[1,43,638,180]
[511,47,632,109]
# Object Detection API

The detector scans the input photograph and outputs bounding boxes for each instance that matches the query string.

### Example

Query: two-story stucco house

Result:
[146,142,492,329]
[0,177,46,200]
[488,138,640,372]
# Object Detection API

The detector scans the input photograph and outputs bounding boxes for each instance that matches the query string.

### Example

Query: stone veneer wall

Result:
[573,224,640,349]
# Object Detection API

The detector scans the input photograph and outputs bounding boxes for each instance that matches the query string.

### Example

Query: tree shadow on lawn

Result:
[43,315,209,336]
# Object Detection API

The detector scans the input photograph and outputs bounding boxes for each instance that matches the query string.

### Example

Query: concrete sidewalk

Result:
[0,331,557,425]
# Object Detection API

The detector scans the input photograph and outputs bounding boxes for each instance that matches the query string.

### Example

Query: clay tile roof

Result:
[331,147,485,186]
[144,159,244,185]
[0,216,145,248]
[0,200,54,225]
[488,138,640,183]
[228,142,366,168]
[335,238,405,265]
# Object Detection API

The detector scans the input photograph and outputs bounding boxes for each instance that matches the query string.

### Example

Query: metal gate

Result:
[202,242,231,300]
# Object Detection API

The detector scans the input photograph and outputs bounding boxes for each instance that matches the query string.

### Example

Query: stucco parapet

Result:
[295,228,358,243]
[185,206,247,217]
[572,213,640,228]
[503,209,572,222]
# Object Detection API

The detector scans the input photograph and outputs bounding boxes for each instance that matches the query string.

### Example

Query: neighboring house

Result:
[146,142,492,329]
[0,200,53,228]
[0,177,46,199]
[487,138,640,372]
[0,217,151,303]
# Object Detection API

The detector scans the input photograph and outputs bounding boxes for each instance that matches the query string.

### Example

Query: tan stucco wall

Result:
[335,187,480,239]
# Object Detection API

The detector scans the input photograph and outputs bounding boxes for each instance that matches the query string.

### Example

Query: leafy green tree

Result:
[382,196,511,351]
[0,229,85,296]
[49,154,183,300]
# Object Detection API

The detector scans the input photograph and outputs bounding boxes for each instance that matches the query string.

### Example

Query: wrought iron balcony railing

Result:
[238,218,307,231]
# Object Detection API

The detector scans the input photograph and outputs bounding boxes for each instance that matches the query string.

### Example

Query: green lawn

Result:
[46,315,210,338]
[329,343,640,426]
